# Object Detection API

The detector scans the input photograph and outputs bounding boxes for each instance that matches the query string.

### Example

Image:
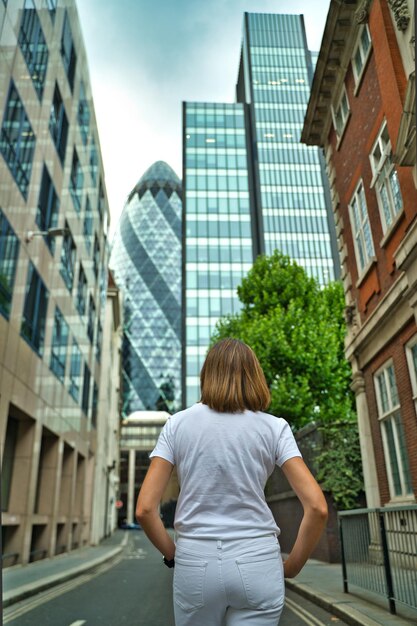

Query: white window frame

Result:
[348,181,375,275]
[369,121,403,234]
[374,361,413,501]
[352,25,372,87]
[405,335,417,416]
[331,86,350,140]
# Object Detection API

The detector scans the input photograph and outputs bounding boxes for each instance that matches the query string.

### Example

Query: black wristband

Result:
[163,556,175,568]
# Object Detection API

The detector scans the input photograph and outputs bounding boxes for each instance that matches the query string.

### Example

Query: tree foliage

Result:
[211,251,363,508]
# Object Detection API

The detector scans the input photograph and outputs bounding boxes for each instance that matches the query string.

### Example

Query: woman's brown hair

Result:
[200,338,271,413]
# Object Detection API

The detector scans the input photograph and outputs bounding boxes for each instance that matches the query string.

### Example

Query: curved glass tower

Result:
[110,161,182,416]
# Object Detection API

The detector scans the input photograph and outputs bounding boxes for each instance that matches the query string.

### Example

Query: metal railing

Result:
[339,505,417,614]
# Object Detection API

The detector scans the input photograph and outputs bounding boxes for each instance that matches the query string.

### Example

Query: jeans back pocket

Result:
[236,551,284,610]
[173,557,208,612]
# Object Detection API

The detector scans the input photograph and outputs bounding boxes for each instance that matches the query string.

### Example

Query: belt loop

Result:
[217,540,222,550]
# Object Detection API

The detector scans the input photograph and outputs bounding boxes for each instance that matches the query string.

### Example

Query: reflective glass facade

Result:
[183,103,254,404]
[110,161,182,416]
[183,13,339,406]
[239,13,337,283]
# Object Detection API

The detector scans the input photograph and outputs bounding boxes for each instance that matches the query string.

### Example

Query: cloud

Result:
[76,0,331,234]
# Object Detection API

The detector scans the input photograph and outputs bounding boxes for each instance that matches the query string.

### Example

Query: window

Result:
[90,137,98,186]
[84,196,93,251]
[60,225,76,291]
[348,182,375,274]
[0,81,36,198]
[61,11,77,91]
[69,148,83,212]
[96,317,102,361]
[87,294,95,343]
[332,88,350,138]
[374,362,413,499]
[18,6,48,100]
[406,337,417,416]
[76,263,87,316]
[50,307,69,381]
[36,166,59,253]
[0,209,20,319]
[21,262,48,354]
[49,83,68,165]
[370,122,403,233]
[98,179,105,223]
[93,235,100,279]
[81,363,91,415]
[352,25,371,84]
[77,82,90,145]
[69,340,82,402]
[47,0,57,21]
[91,382,98,428]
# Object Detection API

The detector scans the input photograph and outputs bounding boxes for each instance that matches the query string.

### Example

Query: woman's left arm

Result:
[136,457,176,561]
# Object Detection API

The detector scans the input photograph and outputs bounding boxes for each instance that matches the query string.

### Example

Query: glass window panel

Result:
[49,83,68,165]
[61,11,77,91]
[0,82,36,198]
[0,209,20,318]
[36,166,59,254]
[18,6,49,99]
[50,307,69,381]
[21,263,48,354]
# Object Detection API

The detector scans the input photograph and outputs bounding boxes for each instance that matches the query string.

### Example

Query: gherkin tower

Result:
[110,161,182,416]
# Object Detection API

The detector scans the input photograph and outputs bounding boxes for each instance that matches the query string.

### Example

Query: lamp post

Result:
[25,227,69,243]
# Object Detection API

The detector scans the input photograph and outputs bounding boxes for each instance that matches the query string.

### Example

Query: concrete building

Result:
[0,0,117,564]
[90,271,122,545]
[183,13,340,406]
[119,411,179,526]
[302,0,416,506]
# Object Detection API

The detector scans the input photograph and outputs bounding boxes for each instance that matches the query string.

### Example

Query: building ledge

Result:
[345,273,410,367]
[379,208,405,248]
[394,215,417,271]
[302,1,360,147]
[393,71,416,166]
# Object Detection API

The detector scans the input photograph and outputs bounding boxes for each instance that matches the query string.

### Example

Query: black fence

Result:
[339,505,417,614]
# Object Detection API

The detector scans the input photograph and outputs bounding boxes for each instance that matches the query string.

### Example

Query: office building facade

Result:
[110,161,182,416]
[0,0,115,564]
[183,13,339,406]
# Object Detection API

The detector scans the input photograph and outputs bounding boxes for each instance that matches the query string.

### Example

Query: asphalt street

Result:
[4,531,349,626]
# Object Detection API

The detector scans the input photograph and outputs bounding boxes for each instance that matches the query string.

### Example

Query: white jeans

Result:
[173,534,285,626]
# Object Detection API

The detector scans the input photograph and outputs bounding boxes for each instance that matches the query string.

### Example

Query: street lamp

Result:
[25,227,69,243]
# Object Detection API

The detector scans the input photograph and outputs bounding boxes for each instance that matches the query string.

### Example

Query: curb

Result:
[285,579,382,626]
[3,536,127,608]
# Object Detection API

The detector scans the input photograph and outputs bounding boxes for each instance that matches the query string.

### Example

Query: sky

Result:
[76,0,332,236]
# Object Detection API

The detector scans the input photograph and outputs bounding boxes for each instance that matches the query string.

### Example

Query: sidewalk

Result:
[3,536,417,625]
[2,529,127,608]
[286,557,417,626]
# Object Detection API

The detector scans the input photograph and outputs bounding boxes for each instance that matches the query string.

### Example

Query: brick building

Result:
[302,0,416,507]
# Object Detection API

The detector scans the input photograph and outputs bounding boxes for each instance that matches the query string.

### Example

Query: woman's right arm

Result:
[280,456,328,578]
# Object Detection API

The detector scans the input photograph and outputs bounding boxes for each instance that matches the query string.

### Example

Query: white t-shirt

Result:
[150,403,301,540]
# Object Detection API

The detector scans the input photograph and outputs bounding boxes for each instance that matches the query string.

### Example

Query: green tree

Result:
[211,251,363,508]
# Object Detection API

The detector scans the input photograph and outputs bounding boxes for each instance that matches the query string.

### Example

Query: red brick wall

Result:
[329,2,417,322]
[363,318,417,504]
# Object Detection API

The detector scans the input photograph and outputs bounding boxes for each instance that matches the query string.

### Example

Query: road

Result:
[4,532,348,625]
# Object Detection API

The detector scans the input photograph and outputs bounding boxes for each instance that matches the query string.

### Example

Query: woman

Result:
[136,338,328,625]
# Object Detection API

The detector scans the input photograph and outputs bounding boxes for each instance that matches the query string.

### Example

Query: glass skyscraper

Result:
[111,161,182,415]
[183,13,339,406]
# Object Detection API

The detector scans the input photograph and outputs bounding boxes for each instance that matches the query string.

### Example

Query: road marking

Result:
[69,621,86,626]
[3,555,123,623]
[285,596,327,626]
